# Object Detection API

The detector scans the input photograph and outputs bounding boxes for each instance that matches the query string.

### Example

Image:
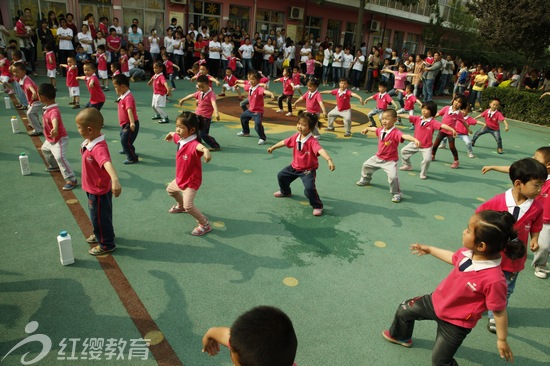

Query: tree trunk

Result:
[355,0,366,52]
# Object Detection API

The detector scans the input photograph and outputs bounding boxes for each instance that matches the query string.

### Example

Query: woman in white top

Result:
[276,31,285,51]
[299,40,312,74]
[262,38,275,78]
[77,24,93,55]
[404,55,415,83]
[149,29,160,62]
[322,44,333,86]
[238,38,254,75]
[220,35,233,74]
[331,45,343,87]
[208,37,221,77]
[342,48,354,80]
[350,50,365,90]
[164,28,175,60]
[283,39,295,70]
[172,31,185,79]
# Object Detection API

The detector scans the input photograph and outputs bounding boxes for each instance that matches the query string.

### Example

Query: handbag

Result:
[373,69,379,78]
[282,58,290,68]
[269,55,275,64]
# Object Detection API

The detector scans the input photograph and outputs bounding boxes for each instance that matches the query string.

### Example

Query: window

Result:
[343,22,356,48]
[121,0,164,35]
[190,1,222,35]
[8,0,66,27]
[229,5,249,33]
[256,9,284,41]
[403,33,420,55]
[372,28,391,50]
[305,16,322,39]
[326,19,341,45]
[393,31,404,53]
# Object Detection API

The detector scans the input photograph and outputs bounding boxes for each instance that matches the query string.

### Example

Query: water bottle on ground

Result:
[11,116,20,134]
[19,153,31,176]
[57,231,75,266]
[4,96,11,109]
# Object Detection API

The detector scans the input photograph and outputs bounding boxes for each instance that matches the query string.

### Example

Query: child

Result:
[357,109,420,203]
[164,112,212,236]
[293,77,327,138]
[382,210,520,364]
[119,47,129,77]
[238,71,276,145]
[178,75,221,151]
[431,94,467,168]
[110,62,121,78]
[76,108,122,255]
[471,98,509,154]
[75,45,90,75]
[38,83,77,190]
[482,147,550,280]
[113,74,140,164]
[456,104,485,158]
[9,50,28,110]
[77,63,106,110]
[395,84,422,128]
[292,66,305,96]
[93,45,109,91]
[267,112,335,216]
[202,306,297,366]
[321,78,363,137]
[219,68,242,99]
[477,158,545,333]
[398,101,456,180]
[299,53,322,82]
[274,67,295,116]
[363,81,398,128]
[190,64,220,89]
[60,57,80,109]
[162,52,180,91]
[227,50,240,78]
[44,43,56,89]
[148,61,172,124]
[0,51,14,94]
[12,63,43,136]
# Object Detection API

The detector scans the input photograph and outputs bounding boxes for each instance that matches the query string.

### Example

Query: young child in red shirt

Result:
[119,47,130,77]
[77,63,106,110]
[38,83,77,190]
[364,80,398,128]
[164,112,212,236]
[113,74,140,164]
[455,104,485,158]
[321,78,363,137]
[60,56,80,109]
[291,66,305,96]
[357,109,420,203]
[0,51,14,95]
[93,45,109,91]
[383,210,520,365]
[162,52,180,91]
[149,61,172,124]
[76,108,122,255]
[395,84,422,128]
[293,77,327,138]
[267,112,335,216]
[472,97,509,154]
[44,43,57,89]
[432,94,467,168]
[12,63,43,135]
[274,67,295,116]
[219,68,242,99]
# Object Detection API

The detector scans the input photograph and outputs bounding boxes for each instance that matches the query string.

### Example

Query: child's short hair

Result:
[453,94,467,109]
[297,111,319,130]
[475,210,525,260]
[379,80,389,88]
[490,97,501,104]
[120,46,127,52]
[509,158,547,184]
[12,62,26,72]
[307,77,320,88]
[38,83,56,100]
[200,52,207,59]
[67,56,76,63]
[76,107,104,130]
[230,306,297,366]
[421,101,437,117]
[111,61,120,70]
[282,67,290,74]
[154,61,165,72]
[196,74,209,84]
[405,84,414,93]
[11,50,23,59]
[112,74,129,87]
[176,112,203,142]
[97,45,106,52]
[248,71,260,80]
[339,77,349,84]
[44,43,53,52]
[109,27,116,33]
[383,109,397,119]
[225,67,233,72]
[535,146,550,165]
[84,62,97,70]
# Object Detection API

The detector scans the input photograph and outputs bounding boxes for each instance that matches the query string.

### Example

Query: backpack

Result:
[458,70,468,84]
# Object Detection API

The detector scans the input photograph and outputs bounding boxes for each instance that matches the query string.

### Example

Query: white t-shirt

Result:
[221,42,233,60]
[111,25,123,36]
[173,39,184,55]
[57,27,74,50]
[239,44,253,59]
[300,46,311,62]
[342,53,353,69]
[352,55,365,71]
[332,51,343,67]
[284,45,295,60]
[149,36,160,53]
[263,45,274,60]
[77,32,93,54]
[208,41,221,59]
[164,36,174,53]
[323,49,332,66]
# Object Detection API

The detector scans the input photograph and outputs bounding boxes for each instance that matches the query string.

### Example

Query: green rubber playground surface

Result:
[1,75,549,366]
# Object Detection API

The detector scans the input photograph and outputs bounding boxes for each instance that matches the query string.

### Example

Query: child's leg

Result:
[252,112,266,140]
[488,128,503,150]
[471,126,489,144]
[431,132,445,157]
[533,223,550,268]
[448,136,459,161]
[400,142,417,168]
[121,123,140,162]
[50,137,76,180]
[458,134,473,154]
[41,141,58,168]
[287,95,293,112]
[277,165,299,195]
[169,73,176,89]
[240,110,252,134]
[326,107,339,129]
[154,96,168,119]
[240,98,249,111]
[182,187,208,226]
[419,147,432,177]
[26,103,43,133]
[342,109,352,135]
[360,156,380,182]
[277,94,285,110]
[166,179,184,207]
[87,192,115,250]
[381,160,400,195]
[300,169,322,209]
[367,108,380,126]
[198,117,220,149]
[388,294,435,341]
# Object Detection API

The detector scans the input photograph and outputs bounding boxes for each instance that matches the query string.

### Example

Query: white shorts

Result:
[123,72,130,77]
[293,85,302,90]
[47,69,56,78]
[223,84,237,92]
[98,70,108,80]
[0,75,9,83]
[152,94,166,108]
[68,86,80,97]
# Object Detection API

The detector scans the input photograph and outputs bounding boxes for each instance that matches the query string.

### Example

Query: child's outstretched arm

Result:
[350,92,363,105]
[360,126,378,134]
[319,101,327,117]
[318,149,335,171]
[164,81,172,97]
[197,143,212,162]
[540,91,550,100]
[362,95,373,105]
[481,165,510,174]
[264,90,276,101]
[319,90,332,95]
[391,100,399,110]
[267,140,286,153]
[292,95,304,108]
[202,327,230,356]
[211,99,220,121]
[103,162,122,197]
[502,119,509,132]
[164,131,176,141]
[402,133,421,147]
[409,243,453,264]
[530,232,540,252]
[178,93,195,106]
[173,64,181,71]
[416,99,423,107]
[208,75,221,86]
[492,310,514,362]
[440,124,457,137]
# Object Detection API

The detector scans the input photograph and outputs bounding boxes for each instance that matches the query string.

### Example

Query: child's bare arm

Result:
[50,118,59,138]
[319,101,327,117]
[103,162,122,197]
[391,100,399,110]
[127,108,136,131]
[503,119,509,132]
[440,124,457,137]
[196,143,212,162]
[164,82,172,96]
[28,85,38,101]
[350,93,363,105]
[416,99,423,107]
[540,91,550,100]
[208,76,220,86]
[319,90,331,95]
[147,77,153,86]
[173,64,181,71]
[360,126,378,134]
[267,140,286,153]
[211,100,220,121]
[410,243,453,264]
[264,90,276,101]
[397,113,410,119]
[530,232,540,252]
[164,131,176,141]
[201,327,230,356]
[318,149,335,171]
[293,96,304,108]
[481,165,509,174]
[178,93,195,106]
[492,310,513,362]
[402,133,420,147]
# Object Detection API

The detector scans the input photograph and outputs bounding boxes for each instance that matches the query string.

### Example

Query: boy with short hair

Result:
[202,306,298,366]
[119,46,129,77]
[60,56,80,109]
[357,109,420,203]
[12,63,42,135]
[9,50,29,109]
[320,77,363,137]
[39,83,77,190]
[471,97,509,154]
[477,157,545,332]
[93,45,109,90]
[395,84,422,128]
[113,74,140,164]
[364,80,399,128]
[219,67,242,99]
[44,43,56,89]
[76,108,122,255]
[77,62,106,110]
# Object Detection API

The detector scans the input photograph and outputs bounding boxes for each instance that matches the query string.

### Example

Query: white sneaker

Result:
[535,267,548,279]
[175,76,180,80]
[285,112,292,116]
[276,109,284,113]
[356,179,370,186]
[237,131,250,137]
[392,194,402,203]
[258,139,266,145]
[468,152,475,158]
[536,264,550,273]
[439,143,447,149]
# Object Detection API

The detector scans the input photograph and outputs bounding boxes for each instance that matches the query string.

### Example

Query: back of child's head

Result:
[509,158,547,184]
[38,83,56,100]
[308,77,320,88]
[404,84,414,93]
[453,94,467,109]
[44,43,53,52]
[475,210,525,260]
[176,112,203,142]
[97,45,106,52]
[298,111,319,130]
[111,61,120,70]
[196,74,209,84]
[112,74,129,87]
[379,80,388,89]
[12,49,22,60]
[230,306,297,366]
[76,107,104,130]
[421,101,437,117]
[535,146,550,166]
[12,62,25,72]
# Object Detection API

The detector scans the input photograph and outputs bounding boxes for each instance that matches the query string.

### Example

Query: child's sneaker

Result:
[451,161,460,169]
[497,148,503,154]
[152,114,162,120]
[534,265,550,279]
[45,166,60,172]
[158,118,169,124]
[392,194,402,203]
[276,109,284,113]
[324,127,335,131]
[419,174,427,180]
[86,234,98,243]
[356,179,370,186]
[258,139,266,145]
[62,179,78,191]
[237,131,250,137]
[273,191,291,198]
[168,205,186,214]
[69,101,76,105]
[439,143,447,149]
[313,208,323,216]
[468,152,475,158]
[382,330,412,348]
[399,165,412,171]
[192,222,212,236]
[89,245,115,256]
[72,104,80,109]
[285,112,292,116]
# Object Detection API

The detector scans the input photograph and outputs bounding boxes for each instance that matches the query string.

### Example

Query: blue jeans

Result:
[332,66,341,84]
[367,107,383,126]
[197,116,220,149]
[389,89,404,108]
[488,271,518,320]
[168,73,176,89]
[422,78,435,101]
[437,73,451,95]
[87,191,115,250]
[242,58,254,75]
[120,121,140,162]
[85,102,104,110]
[365,68,376,91]
[12,81,28,107]
[352,69,362,88]
[472,126,502,149]
[322,65,331,82]
[469,90,483,107]
[240,109,266,140]
[277,165,322,209]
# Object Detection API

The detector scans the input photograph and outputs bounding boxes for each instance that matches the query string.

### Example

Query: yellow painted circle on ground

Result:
[111,140,118,143]
[408,172,416,176]
[444,163,451,167]
[476,197,486,202]
[352,152,359,156]
[212,221,225,228]
[434,215,445,220]
[243,169,253,174]
[66,199,79,204]
[299,201,309,206]
[144,330,164,346]
[374,241,387,248]
[283,277,299,287]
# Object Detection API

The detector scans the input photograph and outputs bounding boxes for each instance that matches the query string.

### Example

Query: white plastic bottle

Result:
[11,116,20,134]
[57,231,75,266]
[19,153,31,176]
[4,96,11,109]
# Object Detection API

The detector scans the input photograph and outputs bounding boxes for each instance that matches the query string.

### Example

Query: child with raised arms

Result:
[149,61,172,124]
[218,67,242,99]
[471,97,509,154]
[455,104,485,158]
[164,112,212,236]
[321,77,363,137]
[398,101,456,180]
[267,112,335,216]
[11,63,43,135]
[395,84,422,128]
[274,67,295,116]
[357,109,420,203]
[77,62,106,110]
[382,210,521,364]
[293,77,327,138]
[178,75,221,151]
[113,74,140,164]
[431,94,467,168]
[363,80,399,128]
[44,43,57,89]
[93,45,109,91]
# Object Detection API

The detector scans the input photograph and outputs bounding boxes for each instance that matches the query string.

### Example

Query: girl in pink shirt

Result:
[148,62,172,124]
[164,112,213,236]
[383,210,522,365]
[274,67,295,116]
[432,94,467,168]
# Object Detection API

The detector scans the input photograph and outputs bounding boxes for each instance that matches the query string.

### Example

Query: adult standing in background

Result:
[83,13,96,39]
[233,25,243,49]
[65,13,78,43]
[37,20,55,51]
[422,51,442,101]
[130,19,143,35]
[23,8,38,64]
[111,17,123,38]
[208,33,222,78]
[77,24,93,56]
[106,27,122,64]
[127,24,142,48]
[220,34,233,73]
[299,40,312,74]
[57,18,75,76]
